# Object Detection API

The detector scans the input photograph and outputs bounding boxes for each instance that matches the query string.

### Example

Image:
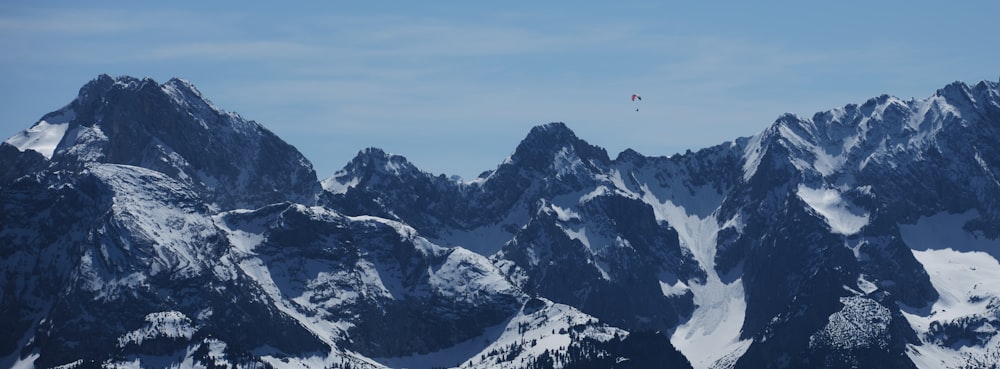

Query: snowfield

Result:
[903,248,1000,368]
[900,212,1000,368]
[796,185,869,236]
[5,109,75,159]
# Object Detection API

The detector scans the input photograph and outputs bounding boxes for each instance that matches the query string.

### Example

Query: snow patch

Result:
[796,185,869,235]
[659,279,690,298]
[4,109,75,158]
[427,247,517,304]
[553,146,585,176]
[580,185,613,204]
[371,300,621,369]
[857,274,879,295]
[432,201,529,256]
[235,255,349,346]
[9,353,40,369]
[549,203,580,222]
[561,225,589,249]
[117,311,196,347]
[742,132,766,182]
[214,209,269,254]
[321,175,360,194]
[902,248,1000,369]
[642,192,748,369]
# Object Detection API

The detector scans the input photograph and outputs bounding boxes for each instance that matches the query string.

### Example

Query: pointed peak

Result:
[358,147,390,158]
[614,148,646,164]
[76,75,159,105]
[534,121,572,132]
[523,122,577,143]
[502,122,610,174]
[77,74,121,100]
[165,77,196,88]
[973,79,999,92]
[764,113,808,135]
[775,112,803,124]
[972,79,1000,103]
[343,147,420,178]
[515,122,587,155]
[935,80,976,104]
[73,74,228,123]
[77,74,203,99]
[162,76,220,113]
[80,74,158,93]
[163,77,204,98]
[937,80,971,95]
[350,147,399,166]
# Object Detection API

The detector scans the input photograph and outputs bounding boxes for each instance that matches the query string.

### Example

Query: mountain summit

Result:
[4,74,319,210]
[505,122,610,173]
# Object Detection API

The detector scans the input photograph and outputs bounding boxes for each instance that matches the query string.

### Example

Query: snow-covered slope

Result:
[0,163,326,369]
[720,79,1000,369]
[3,108,74,159]
[214,202,524,355]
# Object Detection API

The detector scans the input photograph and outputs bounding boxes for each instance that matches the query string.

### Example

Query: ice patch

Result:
[796,185,869,235]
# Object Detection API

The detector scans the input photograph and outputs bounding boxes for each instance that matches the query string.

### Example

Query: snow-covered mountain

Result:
[324,80,1000,368]
[2,75,999,369]
[1,75,690,369]
[3,74,319,210]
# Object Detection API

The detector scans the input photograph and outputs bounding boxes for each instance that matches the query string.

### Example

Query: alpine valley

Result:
[2,75,999,369]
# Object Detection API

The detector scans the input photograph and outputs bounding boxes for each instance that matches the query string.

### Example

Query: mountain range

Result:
[2,74,999,369]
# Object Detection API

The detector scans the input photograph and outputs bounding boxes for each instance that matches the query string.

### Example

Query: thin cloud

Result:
[0,9,141,34]
[140,41,323,61]
[0,7,226,35]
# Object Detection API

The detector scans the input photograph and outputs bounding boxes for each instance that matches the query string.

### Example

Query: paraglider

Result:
[631,94,641,111]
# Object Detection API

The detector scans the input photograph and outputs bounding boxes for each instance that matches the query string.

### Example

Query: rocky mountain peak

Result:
[505,122,610,173]
[7,74,320,210]
[344,147,421,178]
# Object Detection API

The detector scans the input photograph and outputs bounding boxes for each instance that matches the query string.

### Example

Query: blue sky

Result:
[2,1,998,179]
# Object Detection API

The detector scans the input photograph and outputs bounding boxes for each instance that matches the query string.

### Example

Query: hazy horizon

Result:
[2,1,998,179]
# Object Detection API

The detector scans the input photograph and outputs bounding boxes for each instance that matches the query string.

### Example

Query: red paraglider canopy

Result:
[631,94,641,101]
